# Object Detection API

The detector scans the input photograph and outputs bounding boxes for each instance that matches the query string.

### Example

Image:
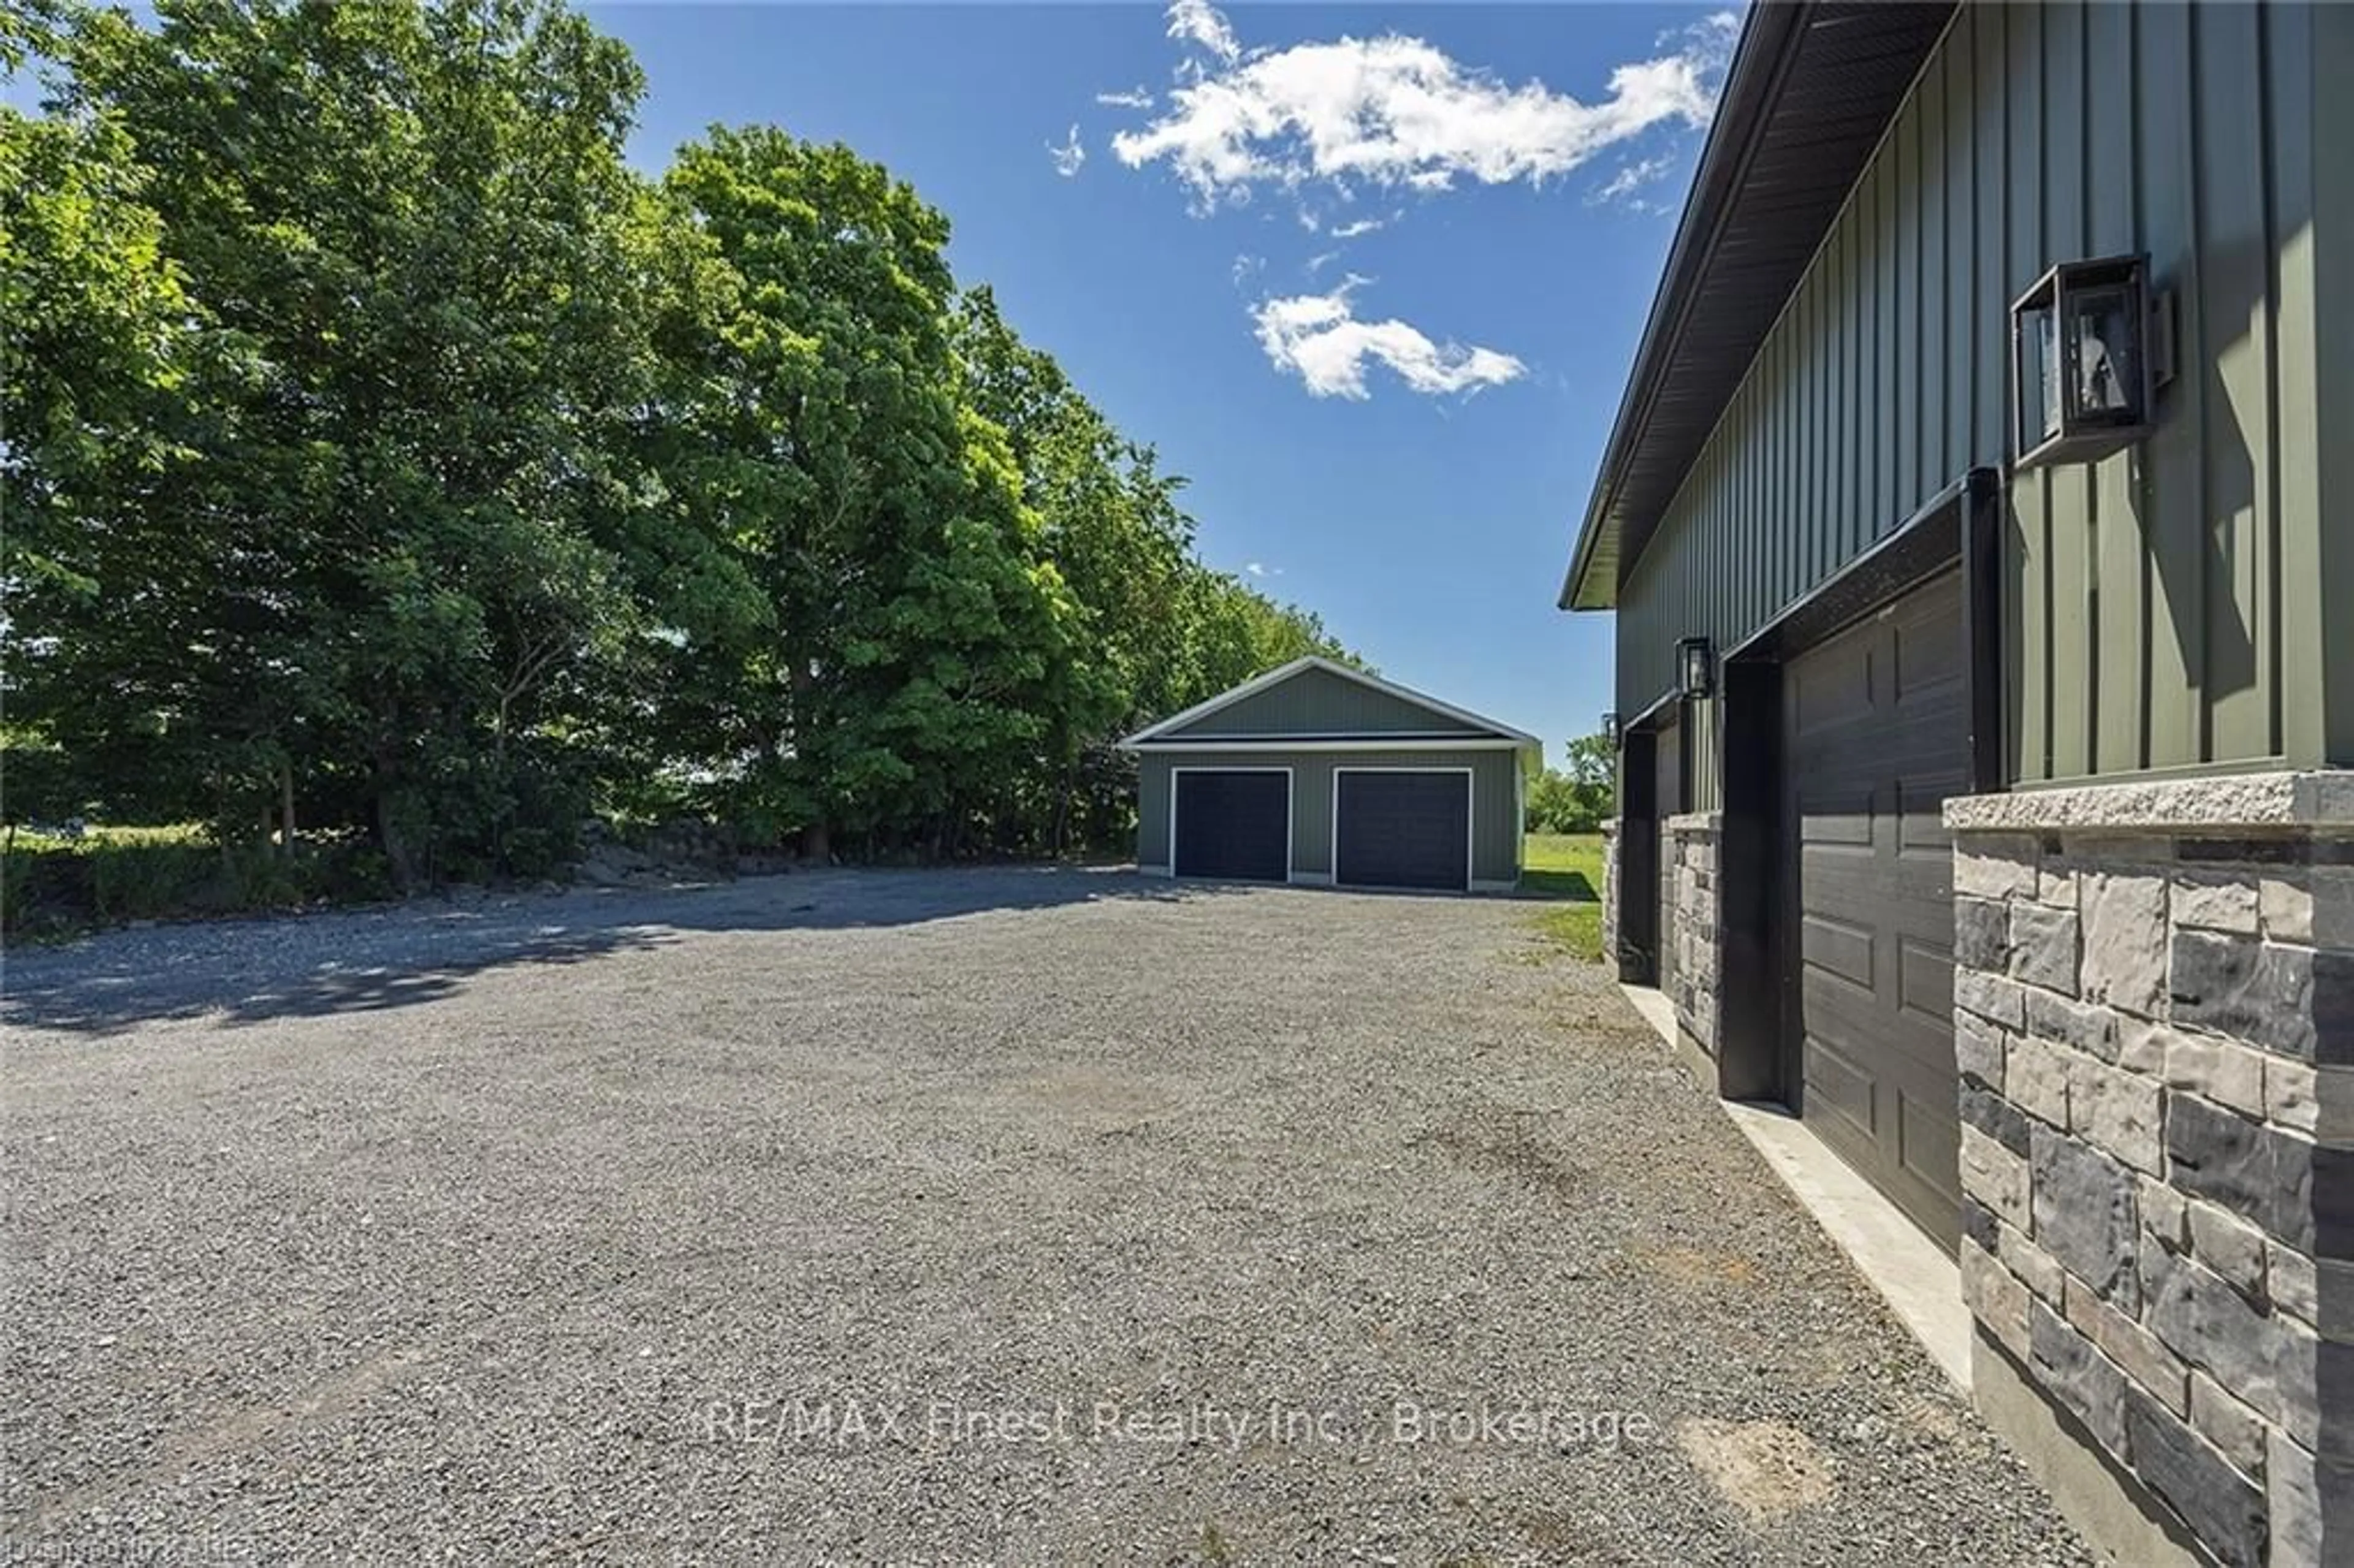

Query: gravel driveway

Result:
[2,869,2090,1564]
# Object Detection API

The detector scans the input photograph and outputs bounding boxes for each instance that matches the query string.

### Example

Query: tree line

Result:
[1523,733,1614,835]
[1,0,1354,889]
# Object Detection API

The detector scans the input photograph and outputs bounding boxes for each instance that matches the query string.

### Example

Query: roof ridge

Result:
[1118,657,1539,748]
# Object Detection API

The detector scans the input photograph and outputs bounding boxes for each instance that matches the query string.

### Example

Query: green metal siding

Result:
[1136,748,1522,885]
[1639,702,1721,815]
[1163,666,1487,738]
[2312,5,2354,764]
[1614,0,2341,787]
[1687,700,1721,814]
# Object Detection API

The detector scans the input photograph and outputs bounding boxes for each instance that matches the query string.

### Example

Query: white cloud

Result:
[1305,249,1339,276]
[1589,152,1677,208]
[1244,561,1269,577]
[1167,0,1241,67]
[1230,253,1265,289]
[1111,5,1737,210]
[1329,216,1385,239]
[1664,11,1742,72]
[1096,86,1156,110]
[1048,124,1087,178]
[1251,280,1525,400]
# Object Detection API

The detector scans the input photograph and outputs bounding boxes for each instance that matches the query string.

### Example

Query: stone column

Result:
[1945,774,2354,1568]
[1600,820,1620,970]
[1664,811,1722,1060]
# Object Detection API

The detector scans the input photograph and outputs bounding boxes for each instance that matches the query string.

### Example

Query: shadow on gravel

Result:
[1514,869,1597,901]
[1,865,1190,1038]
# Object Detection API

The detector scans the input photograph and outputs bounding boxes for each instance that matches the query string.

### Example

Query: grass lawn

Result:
[1521,831,1606,963]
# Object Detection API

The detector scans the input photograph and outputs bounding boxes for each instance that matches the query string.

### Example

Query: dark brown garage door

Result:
[1173,770,1290,881]
[1333,770,1469,891]
[1781,571,1968,1250]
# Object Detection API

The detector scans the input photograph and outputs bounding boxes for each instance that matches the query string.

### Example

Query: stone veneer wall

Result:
[1946,789,2353,1567]
[1664,812,1721,1057]
[1599,821,1620,972]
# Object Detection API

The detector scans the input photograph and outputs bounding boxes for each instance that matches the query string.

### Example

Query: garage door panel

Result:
[1897,937,1956,1023]
[1794,642,1875,734]
[1334,771,1469,891]
[1803,973,1887,1049]
[1899,1094,1962,1191]
[1803,1037,1879,1141]
[1801,913,1875,992]
[1896,816,1956,859]
[1897,770,1965,857]
[1785,571,1966,1252]
[1173,771,1289,882]
[1893,617,1965,696]
[1797,782,1876,846]
[1880,1023,1959,1083]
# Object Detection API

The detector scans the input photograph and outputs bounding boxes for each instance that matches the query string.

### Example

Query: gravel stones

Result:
[3,869,2092,1563]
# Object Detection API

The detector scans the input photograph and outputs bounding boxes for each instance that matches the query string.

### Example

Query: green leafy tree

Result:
[951,287,1178,848]
[12,0,659,883]
[948,287,1360,851]
[1,75,202,821]
[658,127,1084,858]
[1525,732,1617,833]
[4,0,1367,888]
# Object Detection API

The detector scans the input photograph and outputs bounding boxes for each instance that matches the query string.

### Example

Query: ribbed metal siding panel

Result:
[1612,0,2328,786]
[2005,3,2047,780]
[1164,666,1487,738]
[1137,759,1172,867]
[2087,0,2143,777]
[2282,5,2351,766]
[1691,699,1721,813]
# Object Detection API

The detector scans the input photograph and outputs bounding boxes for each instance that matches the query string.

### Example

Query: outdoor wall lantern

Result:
[1675,636,1716,701]
[1601,711,1621,747]
[2011,253,2158,470]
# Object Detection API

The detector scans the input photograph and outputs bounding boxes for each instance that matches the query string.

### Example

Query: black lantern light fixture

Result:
[1601,710,1621,747]
[2011,253,2160,470]
[1675,635,1716,700]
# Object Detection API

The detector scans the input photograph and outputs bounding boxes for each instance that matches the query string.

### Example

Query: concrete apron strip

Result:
[1617,982,1972,1391]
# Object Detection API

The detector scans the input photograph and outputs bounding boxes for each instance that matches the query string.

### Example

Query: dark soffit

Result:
[1559,1,1957,612]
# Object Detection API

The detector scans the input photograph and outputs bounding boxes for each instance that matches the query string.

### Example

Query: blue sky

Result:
[588,0,1742,758]
[4,2,1739,763]
[12,2,1735,764]
[595,2,1736,763]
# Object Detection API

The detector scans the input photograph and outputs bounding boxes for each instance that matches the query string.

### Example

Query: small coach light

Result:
[1675,636,1716,701]
[2011,253,2157,470]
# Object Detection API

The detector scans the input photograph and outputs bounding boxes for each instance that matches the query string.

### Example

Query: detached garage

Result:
[1120,658,1539,892]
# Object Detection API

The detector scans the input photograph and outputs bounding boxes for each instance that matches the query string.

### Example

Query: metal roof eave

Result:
[1559,0,1805,614]
[1116,656,1543,754]
[1558,0,1956,614]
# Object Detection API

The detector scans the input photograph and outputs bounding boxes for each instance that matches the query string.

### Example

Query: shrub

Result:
[0,827,397,938]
